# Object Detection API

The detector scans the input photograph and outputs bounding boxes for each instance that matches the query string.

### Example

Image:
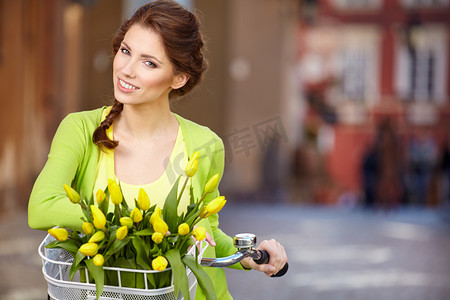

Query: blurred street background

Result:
[1,204,450,299]
[1,0,450,299]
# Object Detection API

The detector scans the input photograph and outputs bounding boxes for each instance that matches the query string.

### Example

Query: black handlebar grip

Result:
[254,250,288,277]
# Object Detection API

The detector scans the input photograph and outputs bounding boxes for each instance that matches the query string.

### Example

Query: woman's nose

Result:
[121,60,136,77]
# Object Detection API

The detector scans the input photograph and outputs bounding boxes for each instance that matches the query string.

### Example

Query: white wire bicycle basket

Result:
[39,234,207,300]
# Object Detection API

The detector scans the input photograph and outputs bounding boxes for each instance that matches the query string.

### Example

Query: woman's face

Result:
[113,24,186,107]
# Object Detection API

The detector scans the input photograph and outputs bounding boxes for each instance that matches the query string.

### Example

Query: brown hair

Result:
[93,0,207,149]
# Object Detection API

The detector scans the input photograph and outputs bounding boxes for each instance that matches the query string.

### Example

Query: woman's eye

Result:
[120,47,130,55]
[144,61,156,68]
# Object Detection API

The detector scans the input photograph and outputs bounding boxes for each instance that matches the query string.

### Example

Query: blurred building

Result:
[0,0,124,215]
[2,0,447,216]
[295,0,450,206]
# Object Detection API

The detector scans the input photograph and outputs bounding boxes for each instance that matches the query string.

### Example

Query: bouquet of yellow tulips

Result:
[45,151,226,300]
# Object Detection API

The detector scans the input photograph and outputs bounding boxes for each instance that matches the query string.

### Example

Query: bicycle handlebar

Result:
[253,249,289,277]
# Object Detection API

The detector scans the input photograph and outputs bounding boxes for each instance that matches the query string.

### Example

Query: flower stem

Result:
[185,210,202,227]
[176,176,189,204]
[116,204,122,219]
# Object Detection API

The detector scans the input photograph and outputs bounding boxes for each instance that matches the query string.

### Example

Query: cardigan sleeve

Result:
[28,113,89,230]
[203,136,246,271]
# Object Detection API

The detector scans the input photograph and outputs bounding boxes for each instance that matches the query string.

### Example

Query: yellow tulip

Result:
[152,216,169,235]
[200,196,227,218]
[120,217,133,229]
[108,179,123,205]
[192,226,206,241]
[130,207,143,223]
[79,242,98,256]
[151,232,164,244]
[150,207,162,226]
[204,173,220,194]
[48,228,68,242]
[82,222,95,235]
[96,189,106,205]
[137,188,150,211]
[178,223,190,236]
[116,225,128,240]
[93,254,104,266]
[185,151,200,177]
[152,256,168,271]
[91,205,106,229]
[88,231,105,243]
[63,184,81,204]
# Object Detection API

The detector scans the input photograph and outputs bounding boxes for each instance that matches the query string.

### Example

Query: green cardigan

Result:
[28,106,241,299]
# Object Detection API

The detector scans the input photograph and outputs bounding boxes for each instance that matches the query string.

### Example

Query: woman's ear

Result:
[171,73,190,90]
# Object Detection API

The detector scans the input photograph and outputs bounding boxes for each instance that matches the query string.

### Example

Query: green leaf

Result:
[103,237,131,260]
[69,251,86,280]
[134,228,155,236]
[111,257,136,288]
[155,268,172,289]
[105,228,117,250]
[150,243,160,256]
[106,212,114,223]
[183,203,197,223]
[82,202,91,222]
[163,176,181,233]
[86,193,94,207]
[113,205,121,225]
[99,187,109,215]
[167,235,179,244]
[179,237,194,257]
[79,267,88,283]
[70,263,86,282]
[183,186,199,223]
[182,255,217,300]
[165,249,190,300]
[45,239,79,256]
[119,182,129,211]
[103,260,118,287]
[85,259,105,299]
[70,230,82,240]
[131,237,151,268]
[130,237,155,289]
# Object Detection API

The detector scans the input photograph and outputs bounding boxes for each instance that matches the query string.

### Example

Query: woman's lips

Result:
[117,78,139,92]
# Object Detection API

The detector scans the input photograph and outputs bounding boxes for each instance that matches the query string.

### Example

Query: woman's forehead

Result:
[123,24,168,62]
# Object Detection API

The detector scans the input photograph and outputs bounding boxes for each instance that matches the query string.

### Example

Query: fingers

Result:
[257,239,287,277]
[241,256,276,273]
[240,239,287,277]
[205,231,216,247]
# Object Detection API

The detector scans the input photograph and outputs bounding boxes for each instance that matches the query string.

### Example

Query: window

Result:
[400,0,449,8]
[395,26,447,103]
[340,50,368,101]
[333,26,380,104]
[330,0,382,10]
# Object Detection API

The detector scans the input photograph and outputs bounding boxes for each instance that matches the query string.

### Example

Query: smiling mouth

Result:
[118,79,139,90]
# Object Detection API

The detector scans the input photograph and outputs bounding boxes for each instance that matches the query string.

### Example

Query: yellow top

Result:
[93,110,191,213]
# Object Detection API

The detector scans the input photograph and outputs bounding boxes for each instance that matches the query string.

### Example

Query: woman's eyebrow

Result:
[122,41,163,65]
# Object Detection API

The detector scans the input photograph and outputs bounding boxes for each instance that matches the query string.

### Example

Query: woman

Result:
[28,1,287,299]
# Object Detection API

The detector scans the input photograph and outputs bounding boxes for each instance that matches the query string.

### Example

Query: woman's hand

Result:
[240,239,287,277]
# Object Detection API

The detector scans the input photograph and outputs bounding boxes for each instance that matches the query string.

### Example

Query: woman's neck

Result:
[115,102,178,140]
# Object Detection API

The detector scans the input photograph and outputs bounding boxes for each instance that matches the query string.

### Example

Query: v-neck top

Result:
[92,109,191,213]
